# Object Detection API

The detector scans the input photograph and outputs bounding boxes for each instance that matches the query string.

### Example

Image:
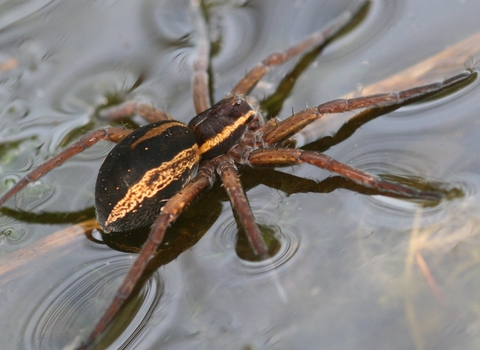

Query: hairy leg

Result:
[247,148,441,200]
[191,0,212,113]
[232,0,368,95]
[76,161,216,350]
[214,155,269,258]
[99,101,173,123]
[0,128,132,207]
[262,70,474,145]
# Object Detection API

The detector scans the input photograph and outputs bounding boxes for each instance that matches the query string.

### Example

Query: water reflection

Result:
[50,65,145,116]
[214,215,300,273]
[1,0,480,349]
[23,257,164,350]
[0,218,26,249]
[0,1,54,31]
[235,226,300,275]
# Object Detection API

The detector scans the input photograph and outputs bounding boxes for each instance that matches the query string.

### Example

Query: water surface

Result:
[1,0,480,349]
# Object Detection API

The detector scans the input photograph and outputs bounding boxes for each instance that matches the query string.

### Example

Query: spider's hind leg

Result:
[99,101,174,123]
[0,127,132,207]
[77,161,216,350]
[191,0,212,113]
[214,155,269,259]
[232,0,368,95]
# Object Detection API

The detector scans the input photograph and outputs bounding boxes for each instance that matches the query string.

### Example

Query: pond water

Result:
[1,0,480,349]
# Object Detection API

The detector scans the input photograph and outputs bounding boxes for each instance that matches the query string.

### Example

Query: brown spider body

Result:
[0,1,476,349]
[96,95,258,232]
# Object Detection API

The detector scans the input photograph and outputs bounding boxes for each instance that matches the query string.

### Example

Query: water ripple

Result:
[146,0,191,44]
[233,227,299,276]
[23,256,164,350]
[339,142,459,227]
[302,0,402,62]
[146,0,257,77]
[0,218,27,250]
[50,63,146,116]
[205,4,259,75]
[212,211,300,275]
[446,172,480,200]
[0,0,54,31]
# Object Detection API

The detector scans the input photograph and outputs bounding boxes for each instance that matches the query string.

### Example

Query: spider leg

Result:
[99,101,173,123]
[231,0,367,95]
[247,148,441,200]
[214,155,269,258]
[76,161,216,350]
[0,128,132,207]
[191,0,212,113]
[262,70,474,145]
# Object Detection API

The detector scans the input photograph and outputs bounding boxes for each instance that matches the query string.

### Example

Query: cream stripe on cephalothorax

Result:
[198,109,255,155]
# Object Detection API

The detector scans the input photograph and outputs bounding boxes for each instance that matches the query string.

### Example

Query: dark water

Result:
[1,0,480,349]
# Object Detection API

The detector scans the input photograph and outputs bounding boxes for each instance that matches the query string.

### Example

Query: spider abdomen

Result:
[95,120,200,233]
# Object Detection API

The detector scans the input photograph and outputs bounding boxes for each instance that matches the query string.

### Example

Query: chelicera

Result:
[0,0,475,348]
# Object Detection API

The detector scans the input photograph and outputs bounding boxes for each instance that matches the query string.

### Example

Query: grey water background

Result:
[1,0,480,349]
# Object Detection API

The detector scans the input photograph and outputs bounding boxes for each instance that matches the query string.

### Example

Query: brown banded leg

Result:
[213,155,269,258]
[76,161,216,350]
[232,0,368,95]
[247,148,441,200]
[191,0,212,113]
[0,128,132,207]
[98,101,173,123]
[262,70,474,145]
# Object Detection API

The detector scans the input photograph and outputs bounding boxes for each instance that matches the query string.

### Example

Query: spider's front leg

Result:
[262,70,475,145]
[0,128,132,207]
[247,148,441,200]
[213,155,269,259]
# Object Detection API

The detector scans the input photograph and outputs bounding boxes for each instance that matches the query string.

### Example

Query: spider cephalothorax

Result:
[0,1,475,349]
